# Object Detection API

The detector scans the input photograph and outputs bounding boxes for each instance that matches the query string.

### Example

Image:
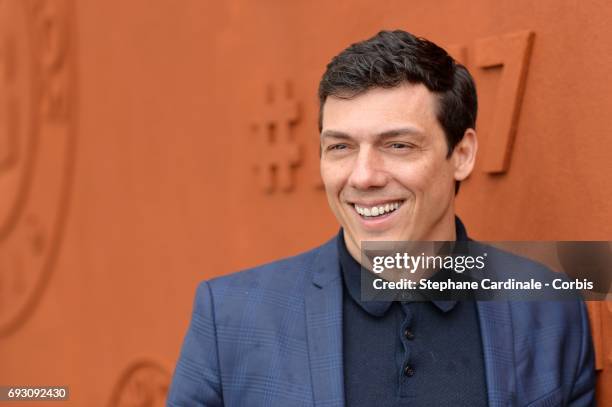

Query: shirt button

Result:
[404,328,415,340]
[404,364,415,377]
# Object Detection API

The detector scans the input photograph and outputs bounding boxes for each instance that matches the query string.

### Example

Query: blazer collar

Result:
[311,236,342,288]
[305,237,345,406]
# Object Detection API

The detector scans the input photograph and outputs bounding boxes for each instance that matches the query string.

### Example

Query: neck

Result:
[343,213,458,265]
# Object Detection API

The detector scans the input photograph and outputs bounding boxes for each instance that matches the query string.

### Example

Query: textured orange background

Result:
[1,0,611,405]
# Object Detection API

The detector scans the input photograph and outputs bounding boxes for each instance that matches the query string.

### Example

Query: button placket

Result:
[398,303,416,398]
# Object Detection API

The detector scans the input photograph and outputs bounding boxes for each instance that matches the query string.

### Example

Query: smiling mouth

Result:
[352,200,405,219]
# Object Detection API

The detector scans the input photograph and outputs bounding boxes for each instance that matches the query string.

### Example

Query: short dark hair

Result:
[318,30,477,158]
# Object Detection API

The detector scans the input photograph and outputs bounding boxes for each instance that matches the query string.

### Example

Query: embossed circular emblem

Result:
[108,360,171,407]
[0,0,75,336]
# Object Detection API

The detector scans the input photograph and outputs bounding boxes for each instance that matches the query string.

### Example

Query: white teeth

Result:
[354,201,403,218]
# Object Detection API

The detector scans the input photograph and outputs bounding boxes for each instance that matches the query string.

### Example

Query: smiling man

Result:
[167,30,595,407]
[320,83,476,254]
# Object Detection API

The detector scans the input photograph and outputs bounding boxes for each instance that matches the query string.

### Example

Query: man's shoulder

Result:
[205,236,336,293]
[475,241,554,278]
[474,242,587,322]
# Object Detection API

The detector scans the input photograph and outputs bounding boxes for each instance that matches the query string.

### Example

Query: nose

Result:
[347,146,388,190]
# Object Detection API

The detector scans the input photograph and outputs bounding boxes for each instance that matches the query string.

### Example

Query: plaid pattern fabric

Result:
[167,236,595,406]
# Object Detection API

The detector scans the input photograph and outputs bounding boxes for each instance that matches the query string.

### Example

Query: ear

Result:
[452,128,478,181]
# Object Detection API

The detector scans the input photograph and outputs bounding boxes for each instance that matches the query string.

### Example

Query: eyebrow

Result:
[320,127,424,141]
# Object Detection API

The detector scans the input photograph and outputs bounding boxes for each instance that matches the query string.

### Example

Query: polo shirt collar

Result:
[338,216,469,317]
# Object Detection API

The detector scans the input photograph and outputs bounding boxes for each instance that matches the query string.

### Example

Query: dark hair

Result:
[318,30,477,158]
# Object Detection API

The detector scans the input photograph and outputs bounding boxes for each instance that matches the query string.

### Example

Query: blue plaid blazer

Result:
[167,236,596,406]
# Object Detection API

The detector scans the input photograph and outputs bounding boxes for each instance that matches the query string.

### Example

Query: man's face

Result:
[320,83,468,259]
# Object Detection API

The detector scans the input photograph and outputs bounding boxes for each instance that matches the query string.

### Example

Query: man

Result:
[167,30,595,406]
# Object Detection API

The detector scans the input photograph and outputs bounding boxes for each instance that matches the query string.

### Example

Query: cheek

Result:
[394,161,434,192]
[320,170,344,211]
[320,165,337,192]
[320,161,348,193]
[395,159,453,196]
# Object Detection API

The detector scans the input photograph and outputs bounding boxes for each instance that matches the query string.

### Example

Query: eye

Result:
[388,142,414,149]
[327,143,348,151]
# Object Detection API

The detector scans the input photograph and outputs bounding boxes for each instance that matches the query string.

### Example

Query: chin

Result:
[357,230,399,242]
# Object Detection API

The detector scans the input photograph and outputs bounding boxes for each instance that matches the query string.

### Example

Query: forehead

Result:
[321,83,440,136]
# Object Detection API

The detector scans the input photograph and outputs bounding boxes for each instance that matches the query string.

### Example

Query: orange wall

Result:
[0,0,611,405]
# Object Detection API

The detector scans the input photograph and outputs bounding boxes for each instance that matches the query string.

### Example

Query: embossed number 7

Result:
[475,31,534,173]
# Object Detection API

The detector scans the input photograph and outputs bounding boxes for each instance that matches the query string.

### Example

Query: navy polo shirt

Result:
[339,217,488,406]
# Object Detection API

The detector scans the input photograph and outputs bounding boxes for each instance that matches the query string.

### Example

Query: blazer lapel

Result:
[477,300,517,407]
[305,238,345,407]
